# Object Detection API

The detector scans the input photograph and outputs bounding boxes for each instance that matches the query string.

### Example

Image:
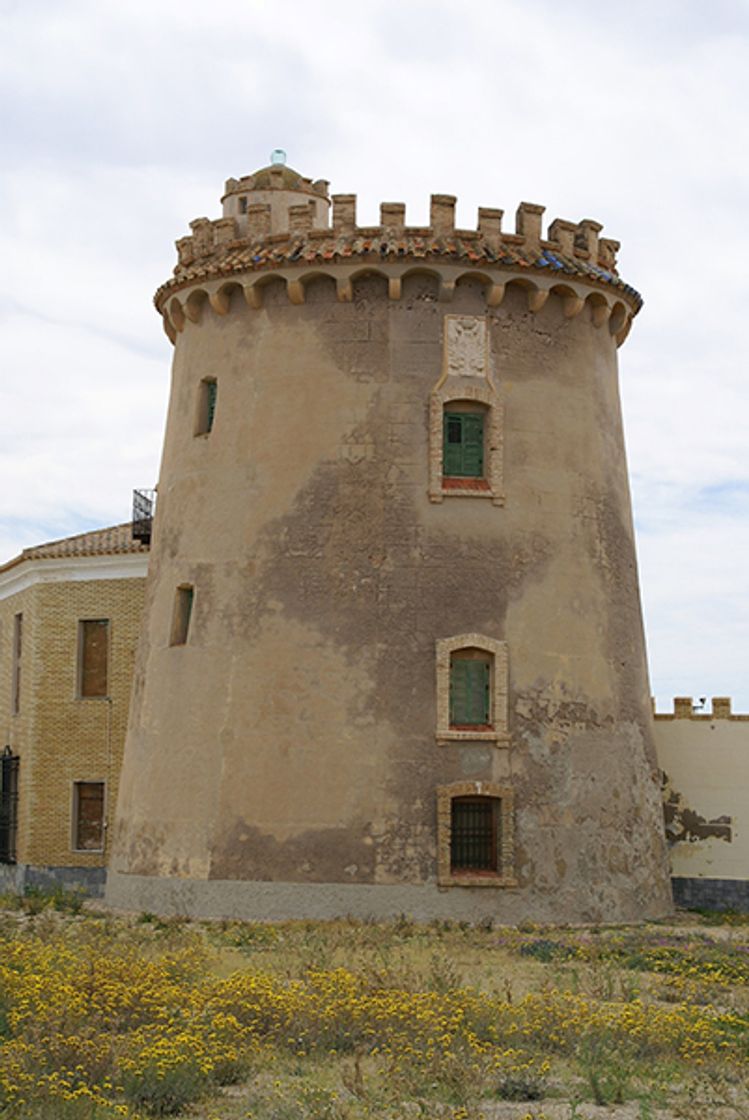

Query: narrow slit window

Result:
[195,378,218,436]
[443,411,484,478]
[73,781,105,851]
[450,653,491,727]
[78,619,109,698]
[11,613,22,715]
[450,796,499,873]
[170,585,194,646]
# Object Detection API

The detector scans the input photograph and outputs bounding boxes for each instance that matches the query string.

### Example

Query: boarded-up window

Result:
[170,585,194,646]
[11,613,22,715]
[450,796,499,872]
[450,654,491,726]
[79,620,109,698]
[195,378,218,435]
[73,781,105,851]
[443,411,484,478]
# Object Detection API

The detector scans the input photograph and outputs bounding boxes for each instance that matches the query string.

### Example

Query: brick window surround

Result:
[436,634,509,745]
[427,315,504,505]
[437,780,517,887]
[429,388,504,503]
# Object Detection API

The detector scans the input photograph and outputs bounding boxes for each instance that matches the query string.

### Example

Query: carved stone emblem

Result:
[445,315,488,378]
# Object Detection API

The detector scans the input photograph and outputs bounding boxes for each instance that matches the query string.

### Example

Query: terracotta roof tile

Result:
[0,523,149,573]
[155,231,643,313]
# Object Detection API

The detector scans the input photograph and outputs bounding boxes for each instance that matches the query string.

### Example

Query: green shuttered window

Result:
[450,658,490,726]
[443,411,484,478]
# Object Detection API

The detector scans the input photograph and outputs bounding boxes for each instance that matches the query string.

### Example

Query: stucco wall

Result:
[110,265,671,924]
[655,698,749,907]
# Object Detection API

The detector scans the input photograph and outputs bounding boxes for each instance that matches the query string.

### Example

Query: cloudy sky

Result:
[2,0,748,710]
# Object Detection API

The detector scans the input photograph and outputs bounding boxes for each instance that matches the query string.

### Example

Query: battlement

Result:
[174,191,623,274]
[654,696,749,721]
[156,163,642,346]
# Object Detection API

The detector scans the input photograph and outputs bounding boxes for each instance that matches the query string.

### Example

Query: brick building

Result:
[0,525,147,895]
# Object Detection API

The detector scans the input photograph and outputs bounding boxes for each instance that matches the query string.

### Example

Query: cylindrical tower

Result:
[107,156,672,922]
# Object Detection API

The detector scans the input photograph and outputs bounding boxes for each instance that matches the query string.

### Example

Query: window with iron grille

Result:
[0,748,19,864]
[72,781,105,852]
[195,378,218,435]
[450,796,499,873]
[78,619,109,698]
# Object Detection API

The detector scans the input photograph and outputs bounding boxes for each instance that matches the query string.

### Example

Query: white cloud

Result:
[2,0,748,706]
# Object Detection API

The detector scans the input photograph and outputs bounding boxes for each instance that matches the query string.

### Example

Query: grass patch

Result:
[0,908,746,1117]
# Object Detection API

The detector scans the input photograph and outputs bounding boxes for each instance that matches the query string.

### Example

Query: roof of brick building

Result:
[0,523,149,573]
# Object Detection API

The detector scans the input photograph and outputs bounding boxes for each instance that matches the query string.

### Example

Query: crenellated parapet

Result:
[654,697,749,721]
[155,164,641,348]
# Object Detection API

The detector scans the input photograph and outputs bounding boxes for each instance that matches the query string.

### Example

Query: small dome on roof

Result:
[223,159,330,202]
[247,163,307,190]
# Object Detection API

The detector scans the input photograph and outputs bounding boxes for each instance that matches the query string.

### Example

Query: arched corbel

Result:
[184,291,206,324]
[168,299,185,332]
[244,284,263,310]
[527,288,549,313]
[287,279,305,305]
[438,277,455,302]
[336,277,353,302]
[609,302,628,337]
[209,290,230,315]
[487,283,506,308]
[163,316,177,344]
[615,317,633,346]
[591,302,612,328]
[388,276,402,300]
[563,295,585,319]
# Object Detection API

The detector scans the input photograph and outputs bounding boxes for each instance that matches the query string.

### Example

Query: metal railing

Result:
[132,489,156,545]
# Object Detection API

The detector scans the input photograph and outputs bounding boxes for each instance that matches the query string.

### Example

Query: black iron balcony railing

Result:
[132,489,156,545]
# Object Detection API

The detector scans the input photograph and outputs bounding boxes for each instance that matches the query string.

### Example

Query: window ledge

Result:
[437,730,510,746]
[438,873,519,889]
[430,482,505,505]
[442,476,490,491]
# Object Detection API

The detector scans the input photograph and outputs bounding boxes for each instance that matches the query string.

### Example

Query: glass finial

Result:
[270,149,287,166]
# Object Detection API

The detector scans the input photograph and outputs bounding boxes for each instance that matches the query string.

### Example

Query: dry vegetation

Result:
[0,889,747,1119]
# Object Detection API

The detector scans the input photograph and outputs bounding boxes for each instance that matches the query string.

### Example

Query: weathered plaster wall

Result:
[110,268,671,923]
[655,699,749,907]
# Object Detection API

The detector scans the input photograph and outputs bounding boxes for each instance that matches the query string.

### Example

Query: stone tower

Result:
[107,154,672,922]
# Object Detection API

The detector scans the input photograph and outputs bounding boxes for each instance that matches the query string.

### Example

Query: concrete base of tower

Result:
[105,870,673,925]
